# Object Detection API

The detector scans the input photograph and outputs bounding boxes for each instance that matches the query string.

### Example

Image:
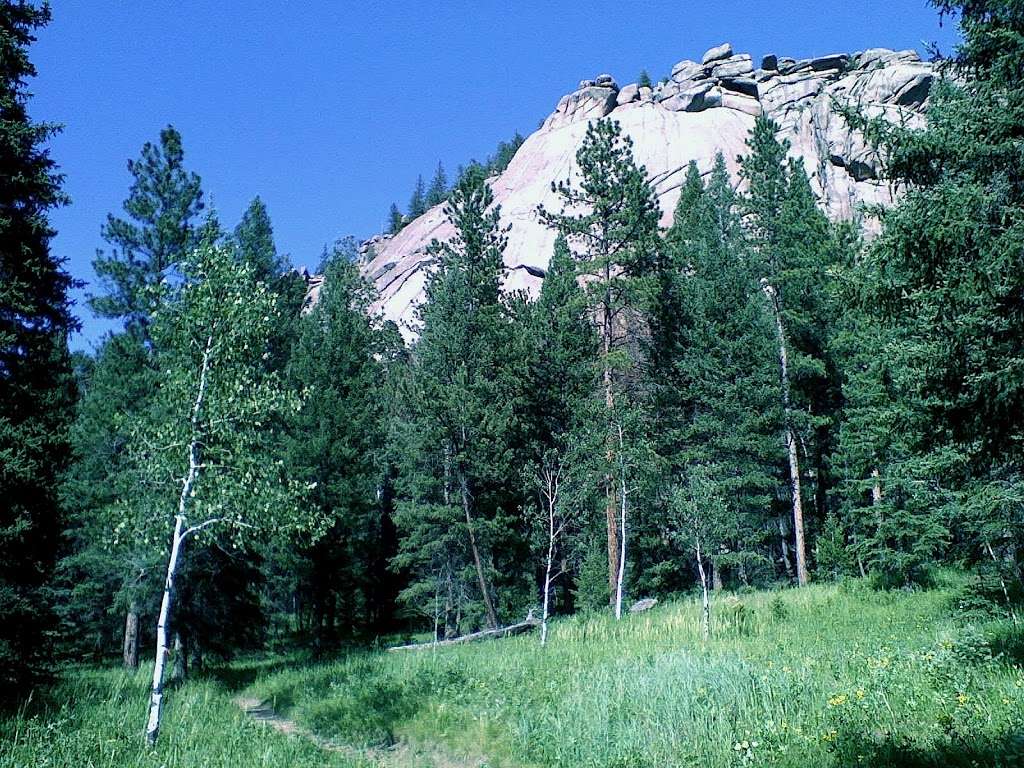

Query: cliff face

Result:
[353,44,935,340]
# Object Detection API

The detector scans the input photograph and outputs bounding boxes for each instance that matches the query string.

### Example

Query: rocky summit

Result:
[352,44,936,341]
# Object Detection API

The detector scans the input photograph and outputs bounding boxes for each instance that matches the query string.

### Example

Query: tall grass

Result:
[0,664,366,767]
[249,578,1024,767]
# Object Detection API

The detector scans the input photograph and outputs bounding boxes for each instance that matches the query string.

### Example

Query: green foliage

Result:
[282,239,400,646]
[123,242,316,549]
[0,0,76,691]
[90,125,204,331]
[638,69,652,88]
[249,581,1024,768]
[57,332,160,660]
[424,161,448,208]
[391,167,522,631]
[232,196,284,281]
[386,202,404,234]
[407,174,426,220]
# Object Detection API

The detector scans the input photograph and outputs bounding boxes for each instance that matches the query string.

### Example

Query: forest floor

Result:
[2,574,1023,767]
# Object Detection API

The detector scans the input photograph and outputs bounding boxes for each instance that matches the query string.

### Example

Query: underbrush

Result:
[250,577,1024,767]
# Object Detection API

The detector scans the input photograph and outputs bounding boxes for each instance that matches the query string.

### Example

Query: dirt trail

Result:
[234,696,489,768]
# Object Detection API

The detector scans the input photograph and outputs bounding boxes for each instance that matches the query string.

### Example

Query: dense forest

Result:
[1,0,1023,761]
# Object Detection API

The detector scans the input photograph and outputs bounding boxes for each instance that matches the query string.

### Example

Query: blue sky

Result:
[31,1,961,351]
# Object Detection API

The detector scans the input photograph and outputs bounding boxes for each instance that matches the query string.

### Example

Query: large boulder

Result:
[543,85,618,130]
[616,83,640,106]
[709,54,754,79]
[702,42,733,65]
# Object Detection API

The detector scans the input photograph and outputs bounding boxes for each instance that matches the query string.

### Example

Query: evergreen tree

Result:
[516,236,599,620]
[540,118,661,615]
[233,196,283,281]
[58,332,159,667]
[90,125,204,332]
[837,0,1024,588]
[407,174,427,220]
[392,166,514,632]
[739,116,842,585]
[646,157,782,593]
[387,203,404,235]
[284,240,399,648]
[425,161,448,208]
[0,0,76,690]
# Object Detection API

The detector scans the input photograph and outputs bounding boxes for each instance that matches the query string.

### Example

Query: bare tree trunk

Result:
[459,472,498,629]
[762,280,808,586]
[171,631,187,683]
[695,537,710,641]
[123,603,139,669]
[986,540,1019,625]
[778,517,793,577]
[145,334,212,746]
[871,468,883,505]
[712,560,723,591]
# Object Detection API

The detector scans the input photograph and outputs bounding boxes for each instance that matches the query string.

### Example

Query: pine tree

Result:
[540,118,661,615]
[284,240,399,648]
[407,174,427,220]
[392,166,513,632]
[0,0,77,691]
[837,0,1024,588]
[517,236,598,629]
[739,116,841,585]
[649,157,782,593]
[426,161,449,208]
[233,196,283,281]
[387,203,404,235]
[90,125,204,332]
[58,332,159,667]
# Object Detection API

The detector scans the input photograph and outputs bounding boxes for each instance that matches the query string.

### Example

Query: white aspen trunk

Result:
[146,513,187,745]
[695,537,710,641]
[761,280,808,586]
[614,425,627,621]
[541,512,555,646]
[786,428,809,586]
[871,467,883,505]
[145,335,212,745]
[603,265,619,607]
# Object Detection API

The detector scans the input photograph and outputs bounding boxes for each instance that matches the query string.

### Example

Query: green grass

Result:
[248,577,1024,767]
[3,577,1022,767]
[0,662,367,767]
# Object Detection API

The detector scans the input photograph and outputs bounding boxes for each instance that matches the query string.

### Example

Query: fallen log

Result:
[387,616,540,651]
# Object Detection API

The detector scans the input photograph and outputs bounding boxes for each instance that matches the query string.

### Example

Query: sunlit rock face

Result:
[353,45,935,341]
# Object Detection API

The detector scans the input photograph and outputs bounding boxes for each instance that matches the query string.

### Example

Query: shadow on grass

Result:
[987,620,1024,665]
[835,729,1024,767]
[196,653,316,692]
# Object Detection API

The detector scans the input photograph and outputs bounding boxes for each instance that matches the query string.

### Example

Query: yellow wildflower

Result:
[956,693,969,706]
[828,694,848,707]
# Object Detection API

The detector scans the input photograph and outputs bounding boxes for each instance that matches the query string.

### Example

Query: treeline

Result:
[386,132,526,234]
[2,0,1023,733]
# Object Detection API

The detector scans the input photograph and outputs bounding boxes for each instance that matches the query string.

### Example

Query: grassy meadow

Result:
[3,575,1023,767]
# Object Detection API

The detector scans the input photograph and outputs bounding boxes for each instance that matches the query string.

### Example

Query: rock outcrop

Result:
[355,45,936,341]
